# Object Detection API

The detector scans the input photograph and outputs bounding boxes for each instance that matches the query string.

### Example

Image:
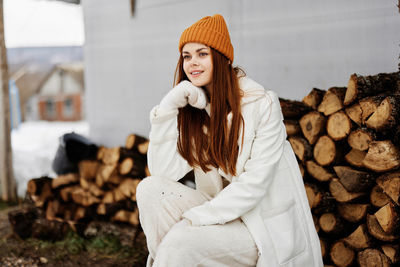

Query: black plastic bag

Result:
[52,132,98,175]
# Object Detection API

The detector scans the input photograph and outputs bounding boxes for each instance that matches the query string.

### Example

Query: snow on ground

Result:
[11,120,89,197]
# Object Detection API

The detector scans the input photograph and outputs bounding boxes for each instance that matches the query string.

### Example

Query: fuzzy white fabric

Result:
[137,176,258,267]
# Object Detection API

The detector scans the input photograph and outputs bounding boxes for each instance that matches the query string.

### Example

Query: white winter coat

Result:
[147,76,323,267]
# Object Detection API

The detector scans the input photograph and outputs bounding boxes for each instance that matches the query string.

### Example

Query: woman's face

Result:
[182,42,213,90]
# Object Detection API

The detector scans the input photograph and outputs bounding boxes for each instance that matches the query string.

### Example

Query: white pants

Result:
[136,176,258,267]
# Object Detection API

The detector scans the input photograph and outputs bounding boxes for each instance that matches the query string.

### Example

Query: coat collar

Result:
[205,76,266,115]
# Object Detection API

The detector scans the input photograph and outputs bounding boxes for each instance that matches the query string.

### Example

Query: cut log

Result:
[329,178,365,203]
[370,185,391,208]
[71,188,100,206]
[319,238,328,260]
[97,146,106,161]
[344,71,400,105]
[52,173,79,189]
[313,214,320,233]
[118,178,141,201]
[302,88,325,110]
[118,157,146,178]
[359,95,386,124]
[288,136,312,161]
[345,102,362,126]
[305,183,336,214]
[87,183,104,197]
[78,160,99,180]
[102,191,115,204]
[107,173,123,185]
[319,213,345,234]
[27,177,53,207]
[347,128,376,151]
[317,87,346,116]
[31,218,70,241]
[333,166,375,193]
[298,163,305,178]
[381,244,400,265]
[138,140,149,155]
[374,202,399,234]
[45,199,63,221]
[283,120,301,136]
[330,240,355,267]
[305,183,322,209]
[95,164,117,187]
[337,203,369,223]
[357,248,391,267]
[59,185,81,202]
[97,201,126,216]
[299,111,326,145]
[365,95,400,131]
[326,111,352,141]
[125,133,148,151]
[343,224,371,250]
[112,209,139,226]
[27,176,52,196]
[376,172,400,205]
[313,135,337,166]
[363,140,400,172]
[279,98,313,119]
[101,147,121,165]
[8,206,39,239]
[366,214,399,242]
[344,148,367,168]
[305,160,334,182]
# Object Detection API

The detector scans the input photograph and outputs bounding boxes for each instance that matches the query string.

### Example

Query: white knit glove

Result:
[159,80,208,112]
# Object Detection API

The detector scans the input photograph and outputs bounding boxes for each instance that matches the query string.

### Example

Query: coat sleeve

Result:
[182,91,287,225]
[147,105,193,181]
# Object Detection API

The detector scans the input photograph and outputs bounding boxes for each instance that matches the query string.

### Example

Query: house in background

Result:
[36,62,84,121]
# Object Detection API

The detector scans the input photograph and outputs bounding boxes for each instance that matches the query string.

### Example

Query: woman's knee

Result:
[136,176,164,203]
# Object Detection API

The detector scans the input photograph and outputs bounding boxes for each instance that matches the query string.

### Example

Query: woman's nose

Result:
[190,57,199,66]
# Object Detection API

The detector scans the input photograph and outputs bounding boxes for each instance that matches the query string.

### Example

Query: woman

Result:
[137,14,323,267]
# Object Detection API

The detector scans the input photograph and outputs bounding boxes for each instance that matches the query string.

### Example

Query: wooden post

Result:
[0,0,16,202]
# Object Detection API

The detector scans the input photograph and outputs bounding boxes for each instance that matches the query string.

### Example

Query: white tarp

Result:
[11,121,89,197]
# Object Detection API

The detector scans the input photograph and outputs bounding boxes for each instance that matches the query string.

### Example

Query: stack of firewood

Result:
[280,71,400,267]
[19,134,150,237]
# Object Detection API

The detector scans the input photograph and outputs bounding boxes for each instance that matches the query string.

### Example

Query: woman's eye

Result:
[183,55,190,60]
[199,52,208,57]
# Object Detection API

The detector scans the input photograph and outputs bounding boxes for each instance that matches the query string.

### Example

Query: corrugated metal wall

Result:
[82,0,400,146]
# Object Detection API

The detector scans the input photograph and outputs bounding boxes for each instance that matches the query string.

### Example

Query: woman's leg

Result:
[153,218,258,267]
[136,176,210,260]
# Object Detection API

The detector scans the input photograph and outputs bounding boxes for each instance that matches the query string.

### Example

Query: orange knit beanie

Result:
[179,14,234,62]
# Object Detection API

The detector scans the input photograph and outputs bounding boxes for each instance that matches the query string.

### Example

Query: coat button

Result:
[258,252,261,256]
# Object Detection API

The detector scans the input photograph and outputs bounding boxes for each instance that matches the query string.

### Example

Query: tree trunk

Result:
[0,0,16,202]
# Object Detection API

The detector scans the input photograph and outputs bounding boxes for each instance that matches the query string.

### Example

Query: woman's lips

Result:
[191,71,203,78]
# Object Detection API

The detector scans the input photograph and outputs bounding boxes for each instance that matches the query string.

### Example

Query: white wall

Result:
[82,0,400,146]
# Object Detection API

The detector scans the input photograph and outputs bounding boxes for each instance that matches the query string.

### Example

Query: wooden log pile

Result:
[280,71,400,267]
[10,134,150,240]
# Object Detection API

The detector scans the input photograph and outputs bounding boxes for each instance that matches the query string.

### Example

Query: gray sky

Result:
[4,0,84,47]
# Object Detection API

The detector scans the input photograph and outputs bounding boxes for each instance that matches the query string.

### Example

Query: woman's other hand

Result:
[159,80,208,111]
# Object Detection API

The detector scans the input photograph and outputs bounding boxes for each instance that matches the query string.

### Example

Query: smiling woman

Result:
[136,14,323,267]
[182,44,213,90]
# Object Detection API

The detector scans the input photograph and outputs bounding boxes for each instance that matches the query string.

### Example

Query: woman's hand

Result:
[159,80,208,111]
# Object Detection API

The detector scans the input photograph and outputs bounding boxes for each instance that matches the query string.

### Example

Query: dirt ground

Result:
[0,202,148,267]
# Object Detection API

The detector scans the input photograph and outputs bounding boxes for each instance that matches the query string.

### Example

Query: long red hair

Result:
[174,48,245,176]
